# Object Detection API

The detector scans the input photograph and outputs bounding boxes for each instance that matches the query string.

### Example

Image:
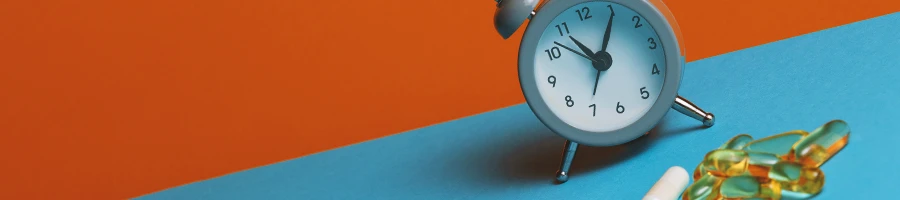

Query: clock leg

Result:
[555,140,579,183]
[672,95,715,127]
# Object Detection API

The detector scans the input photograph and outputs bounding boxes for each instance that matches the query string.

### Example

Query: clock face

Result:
[533,1,667,132]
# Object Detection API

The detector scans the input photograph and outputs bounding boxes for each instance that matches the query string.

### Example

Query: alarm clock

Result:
[491,0,716,183]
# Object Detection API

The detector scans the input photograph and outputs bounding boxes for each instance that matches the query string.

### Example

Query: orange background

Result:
[1,0,898,199]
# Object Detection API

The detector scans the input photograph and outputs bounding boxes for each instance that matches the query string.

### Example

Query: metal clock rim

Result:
[517,0,682,147]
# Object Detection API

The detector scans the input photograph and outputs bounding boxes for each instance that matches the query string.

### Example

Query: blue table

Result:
[137,13,900,199]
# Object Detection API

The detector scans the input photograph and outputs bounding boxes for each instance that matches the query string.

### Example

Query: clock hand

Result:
[600,6,615,52]
[571,35,603,96]
[553,41,599,63]
[568,36,596,59]
[592,5,615,96]
[592,71,601,96]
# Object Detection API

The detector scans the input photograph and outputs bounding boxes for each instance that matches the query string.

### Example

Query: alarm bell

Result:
[493,0,539,39]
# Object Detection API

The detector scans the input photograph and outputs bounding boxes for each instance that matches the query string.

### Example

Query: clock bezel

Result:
[517,0,683,146]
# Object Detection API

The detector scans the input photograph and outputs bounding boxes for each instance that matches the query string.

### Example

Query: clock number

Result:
[575,7,592,21]
[652,63,660,75]
[648,38,657,49]
[565,95,574,107]
[548,75,557,87]
[616,102,625,114]
[632,16,643,28]
[640,87,649,99]
[555,22,570,36]
[607,5,615,16]
[545,47,561,60]
[589,104,596,116]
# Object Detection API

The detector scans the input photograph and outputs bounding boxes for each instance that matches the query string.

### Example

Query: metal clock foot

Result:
[672,95,715,127]
[555,140,579,183]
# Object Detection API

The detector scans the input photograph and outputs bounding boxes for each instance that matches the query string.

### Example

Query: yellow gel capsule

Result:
[768,161,825,196]
[720,134,754,150]
[702,150,779,178]
[693,162,708,181]
[781,190,818,199]
[703,150,749,177]
[682,175,723,200]
[718,176,781,199]
[694,134,758,180]
[744,130,808,160]
[746,152,780,177]
[793,120,850,168]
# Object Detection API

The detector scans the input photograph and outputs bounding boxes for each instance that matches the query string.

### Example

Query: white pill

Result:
[643,166,690,200]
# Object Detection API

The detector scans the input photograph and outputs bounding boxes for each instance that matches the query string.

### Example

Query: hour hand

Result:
[569,36,596,58]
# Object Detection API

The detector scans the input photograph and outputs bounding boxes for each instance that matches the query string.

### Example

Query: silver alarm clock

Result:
[491,0,716,183]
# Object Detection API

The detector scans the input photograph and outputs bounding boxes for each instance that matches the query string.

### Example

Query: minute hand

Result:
[600,7,614,52]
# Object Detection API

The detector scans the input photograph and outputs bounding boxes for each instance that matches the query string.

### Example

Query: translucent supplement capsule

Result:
[703,150,747,177]
[702,149,779,177]
[768,161,825,196]
[793,120,850,168]
[720,134,754,150]
[744,130,808,160]
[693,162,707,181]
[695,134,756,180]
[718,176,781,199]
[745,152,780,178]
[682,175,723,200]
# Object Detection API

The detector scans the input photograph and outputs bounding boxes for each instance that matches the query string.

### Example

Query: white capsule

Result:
[643,166,690,200]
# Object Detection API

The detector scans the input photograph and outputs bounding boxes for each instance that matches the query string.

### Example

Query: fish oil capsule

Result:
[702,149,779,177]
[718,175,781,199]
[720,134,754,150]
[745,152,780,178]
[702,149,748,177]
[768,161,824,196]
[793,120,850,168]
[694,134,756,180]
[693,162,707,181]
[744,130,808,160]
[681,175,723,200]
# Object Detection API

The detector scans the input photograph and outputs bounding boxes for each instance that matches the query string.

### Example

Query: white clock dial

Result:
[533,1,667,132]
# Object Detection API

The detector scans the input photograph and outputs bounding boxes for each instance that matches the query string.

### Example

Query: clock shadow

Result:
[474,119,707,186]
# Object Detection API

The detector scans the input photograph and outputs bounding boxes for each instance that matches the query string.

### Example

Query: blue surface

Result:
[137,13,900,199]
